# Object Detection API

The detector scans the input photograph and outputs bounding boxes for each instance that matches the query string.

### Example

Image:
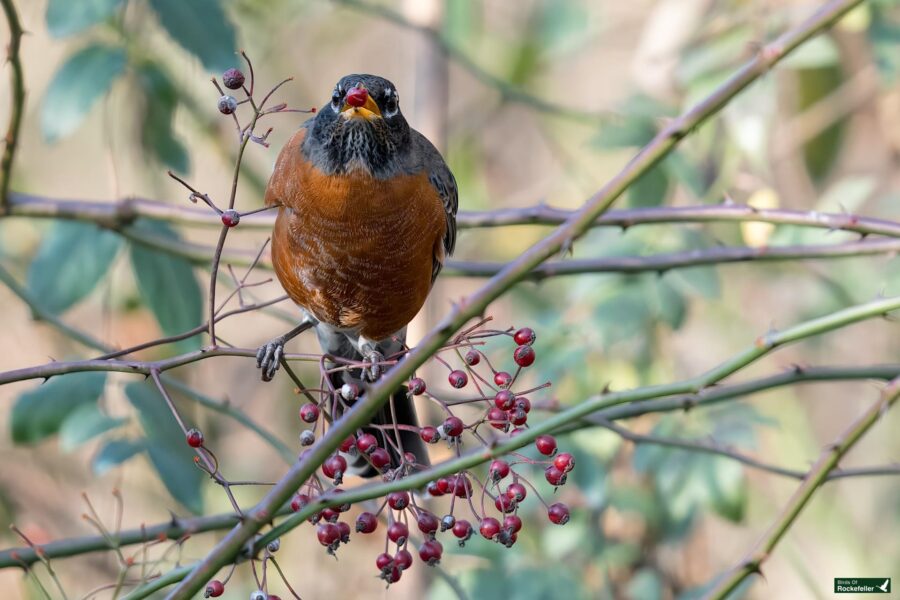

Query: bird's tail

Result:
[320,330,428,478]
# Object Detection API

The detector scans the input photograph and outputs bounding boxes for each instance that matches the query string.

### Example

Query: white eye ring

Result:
[384,90,399,117]
[331,88,342,112]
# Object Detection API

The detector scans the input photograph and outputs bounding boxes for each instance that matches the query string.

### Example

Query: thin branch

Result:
[0,0,25,213]
[594,418,900,481]
[0,262,295,462]
[703,377,900,600]
[10,192,900,239]
[167,2,870,594]
[0,347,317,386]
[3,362,898,572]
[444,238,900,280]
[116,213,900,278]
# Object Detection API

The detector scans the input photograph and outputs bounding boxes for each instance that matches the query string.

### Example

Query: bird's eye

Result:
[331,89,342,111]
[384,92,399,116]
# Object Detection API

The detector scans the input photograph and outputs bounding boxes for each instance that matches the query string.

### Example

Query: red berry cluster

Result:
[283,323,572,585]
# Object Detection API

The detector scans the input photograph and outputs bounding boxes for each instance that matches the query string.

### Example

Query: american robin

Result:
[256,74,458,475]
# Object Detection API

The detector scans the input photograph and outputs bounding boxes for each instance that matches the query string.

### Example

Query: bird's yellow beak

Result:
[341,85,382,120]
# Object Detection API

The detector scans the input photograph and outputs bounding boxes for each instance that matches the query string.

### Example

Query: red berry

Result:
[479,517,501,540]
[494,371,512,387]
[494,390,515,410]
[514,327,536,346]
[290,493,310,512]
[338,435,356,453]
[489,459,510,481]
[387,521,409,545]
[317,522,339,546]
[394,548,413,570]
[299,403,320,423]
[499,530,518,548]
[515,397,532,413]
[356,433,378,454]
[418,539,443,565]
[346,85,368,108]
[356,512,378,533]
[420,426,440,444]
[337,521,351,543]
[535,434,557,456]
[370,447,391,469]
[509,408,528,426]
[554,452,575,473]
[506,482,527,502]
[205,579,225,598]
[545,465,567,486]
[417,511,439,535]
[443,416,464,437]
[436,478,451,495]
[504,514,522,533]
[222,68,245,90]
[513,345,536,367]
[220,209,240,227]
[448,369,468,388]
[321,507,340,523]
[452,475,473,498]
[186,428,204,448]
[322,455,347,481]
[375,552,394,572]
[387,491,409,510]
[427,480,444,496]
[464,350,480,365]
[409,377,427,395]
[452,519,473,540]
[217,95,237,114]
[548,502,570,525]
[384,566,402,584]
[494,494,517,513]
[403,451,418,465]
[487,407,509,430]
[331,488,350,512]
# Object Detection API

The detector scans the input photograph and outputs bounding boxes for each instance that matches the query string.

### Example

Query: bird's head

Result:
[305,74,410,177]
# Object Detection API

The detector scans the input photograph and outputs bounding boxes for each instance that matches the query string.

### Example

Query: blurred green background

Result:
[1,0,899,598]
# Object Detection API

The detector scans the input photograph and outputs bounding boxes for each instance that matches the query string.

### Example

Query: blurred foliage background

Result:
[1,0,899,598]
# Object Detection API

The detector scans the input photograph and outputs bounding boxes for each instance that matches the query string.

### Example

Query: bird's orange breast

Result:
[266,128,446,341]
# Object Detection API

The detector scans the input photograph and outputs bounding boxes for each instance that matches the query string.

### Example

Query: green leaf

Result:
[148,0,238,71]
[136,63,189,173]
[593,119,656,149]
[27,221,122,314]
[793,61,846,181]
[41,44,127,141]
[11,373,107,444]
[625,569,664,600]
[59,403,127,451]
[655,277,687,330]
[667,266,720,299]
[781,35,841,69]
[125,382,203,513]
[46,0,124,37]
[129,219,202,352]
[628,164,671,208]
[93,438,145,475]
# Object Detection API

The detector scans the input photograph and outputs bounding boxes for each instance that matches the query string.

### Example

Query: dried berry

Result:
[222,68,245,89]
[217,95,237,115]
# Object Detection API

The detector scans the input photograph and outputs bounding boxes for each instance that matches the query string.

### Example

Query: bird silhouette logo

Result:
[878,579,890,593]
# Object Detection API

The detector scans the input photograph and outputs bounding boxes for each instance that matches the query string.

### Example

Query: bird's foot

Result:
[362,349,385,382]
[256,337,286,382]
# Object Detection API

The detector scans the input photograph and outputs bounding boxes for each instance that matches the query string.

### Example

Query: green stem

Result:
[703,377,900,600]
[119,564,195,600]
[168,2,869,594]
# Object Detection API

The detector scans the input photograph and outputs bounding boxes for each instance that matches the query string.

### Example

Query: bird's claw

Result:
[363,349,384,382]
[256,338,285,382]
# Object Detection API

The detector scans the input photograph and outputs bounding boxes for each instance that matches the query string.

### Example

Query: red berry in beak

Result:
[346,85,367,108]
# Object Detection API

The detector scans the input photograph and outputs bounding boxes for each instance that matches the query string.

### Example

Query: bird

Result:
[256,74,458,476]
